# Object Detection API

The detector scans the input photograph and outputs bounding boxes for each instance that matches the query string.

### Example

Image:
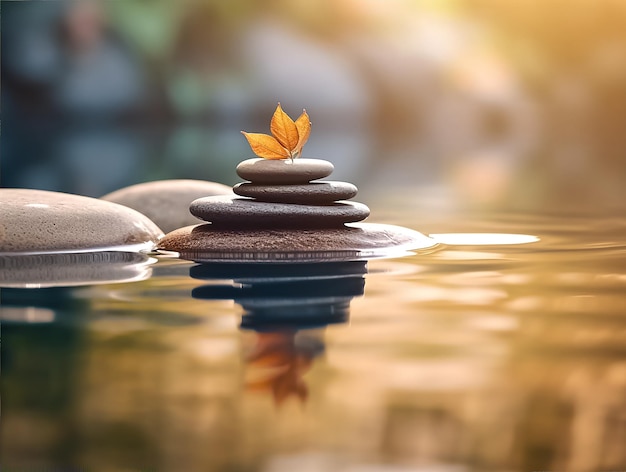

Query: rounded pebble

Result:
[233,181,357,204]
[102,179,232,232]
[236,158,333,184]
[0,189,163,254]
[157,223,438,263]
[189,195,369,228]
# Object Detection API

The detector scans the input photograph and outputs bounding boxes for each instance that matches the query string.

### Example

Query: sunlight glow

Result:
[429,233,540,245]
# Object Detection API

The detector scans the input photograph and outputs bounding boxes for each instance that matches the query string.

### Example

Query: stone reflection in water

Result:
[3,227,626,471]
[191,261,366,405]
[0,251,156,288]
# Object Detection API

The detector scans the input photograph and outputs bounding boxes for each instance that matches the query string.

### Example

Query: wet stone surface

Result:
[157,222,437,263]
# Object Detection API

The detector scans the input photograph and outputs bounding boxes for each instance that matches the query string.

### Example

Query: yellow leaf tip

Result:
[242,104,311,159]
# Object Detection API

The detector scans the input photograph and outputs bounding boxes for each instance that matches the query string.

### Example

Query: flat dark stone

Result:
[233,181,358,204]
[189,195,369,228]
[236,158,333,184]
[157,222,439,263]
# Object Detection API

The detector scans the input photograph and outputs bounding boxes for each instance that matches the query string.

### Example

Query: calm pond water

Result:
[2,203,626,472]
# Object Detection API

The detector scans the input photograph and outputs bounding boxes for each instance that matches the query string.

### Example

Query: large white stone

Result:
[0,189,163,254]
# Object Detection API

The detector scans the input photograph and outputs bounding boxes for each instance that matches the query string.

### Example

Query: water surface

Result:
[2,206,626,472]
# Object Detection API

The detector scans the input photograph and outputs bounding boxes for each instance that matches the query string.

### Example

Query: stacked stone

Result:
[189,158,370,228]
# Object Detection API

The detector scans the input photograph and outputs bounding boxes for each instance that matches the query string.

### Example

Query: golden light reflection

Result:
[0,307,55,323]
[430,250,505,260]
[429,233,540,245]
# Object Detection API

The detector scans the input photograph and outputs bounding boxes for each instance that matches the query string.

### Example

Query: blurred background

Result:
[2,0,626,212]
[3,3,626,471]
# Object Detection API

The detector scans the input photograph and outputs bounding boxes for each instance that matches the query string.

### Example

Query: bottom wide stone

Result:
[157,223,438,263]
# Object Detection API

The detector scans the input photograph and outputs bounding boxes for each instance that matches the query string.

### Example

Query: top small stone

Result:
[236,158,333,184]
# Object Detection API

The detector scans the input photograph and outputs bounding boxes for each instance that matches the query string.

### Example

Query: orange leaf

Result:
[241,132,290,159]
[270,103,300,152]
[294,109,311,155]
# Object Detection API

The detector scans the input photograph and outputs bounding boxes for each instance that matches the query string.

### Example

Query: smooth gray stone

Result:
[189,195,369,228]
[236,158,333,184]
[0,189,163,254]
[233,181,357,204]
[157,223,439,263]
[102,179,232,232]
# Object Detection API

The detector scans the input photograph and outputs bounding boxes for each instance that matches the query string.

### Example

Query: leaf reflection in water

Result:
[245,330,318,405]
[191,261,367,406]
